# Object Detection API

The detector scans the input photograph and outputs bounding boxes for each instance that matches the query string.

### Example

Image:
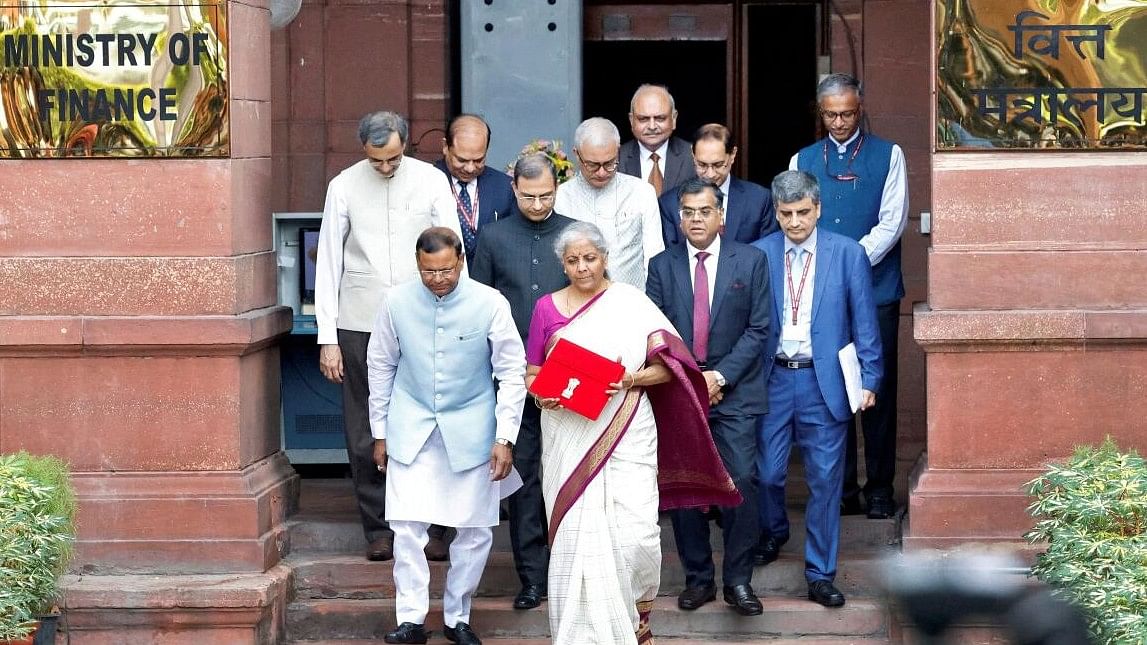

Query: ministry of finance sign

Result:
[0,0,228,157]
[937,1,1147,150]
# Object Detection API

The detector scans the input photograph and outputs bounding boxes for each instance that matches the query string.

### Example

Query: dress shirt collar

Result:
[686,234,722,259]
[641,140,669,163]
[828,129,861,154]
[783,227,818,257]
[453,175,475,192]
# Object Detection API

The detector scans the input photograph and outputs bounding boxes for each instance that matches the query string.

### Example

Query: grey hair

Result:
[513,152,557,184]
[553,221,609,260]
[816,73,863,103]
[629,83,677,113]
[358,111,409,147]
[771,170,821,206]
[573,117,620,149]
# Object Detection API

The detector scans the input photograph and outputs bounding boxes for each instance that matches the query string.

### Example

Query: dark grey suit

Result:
[619,136,695,196]
[646,238,770,588]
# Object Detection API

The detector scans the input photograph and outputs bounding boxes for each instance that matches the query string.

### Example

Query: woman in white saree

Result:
[525,222,739,644]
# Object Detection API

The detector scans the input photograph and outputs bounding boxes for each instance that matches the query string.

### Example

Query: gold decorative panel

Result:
[937,0,1147,149]
[0,0,228,158]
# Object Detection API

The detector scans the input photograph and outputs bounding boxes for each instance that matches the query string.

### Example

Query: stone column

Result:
[0,0,298,641]
[908,152,1147,551]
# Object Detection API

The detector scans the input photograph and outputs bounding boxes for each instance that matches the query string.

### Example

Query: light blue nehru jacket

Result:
[384,277,501,473]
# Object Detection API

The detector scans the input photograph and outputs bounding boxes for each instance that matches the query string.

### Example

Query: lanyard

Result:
[822,133,865,181]
[785,249,813,325]
[449,178,480,231]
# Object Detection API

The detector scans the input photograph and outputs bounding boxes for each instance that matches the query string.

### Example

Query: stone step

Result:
[288,549,892,601]
[290,638,890,644]
[285,596,888,641]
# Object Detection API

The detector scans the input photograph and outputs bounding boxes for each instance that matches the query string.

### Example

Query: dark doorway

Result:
[582,40,727,150]
[744,3,819,185]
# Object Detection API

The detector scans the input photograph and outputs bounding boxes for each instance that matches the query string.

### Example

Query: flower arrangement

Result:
[505,139,575,184]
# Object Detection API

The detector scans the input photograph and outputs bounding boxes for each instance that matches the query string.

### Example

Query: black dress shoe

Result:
[866,495,895,519]
[512,583,546,609]
[753,535,786,566]
[367,532,394,561]
[384,622,428,644]
[841,496,864,515]
[808,580,846,607]
[677,583,716,610]
[443,621,482,645]
[722,583,763,616]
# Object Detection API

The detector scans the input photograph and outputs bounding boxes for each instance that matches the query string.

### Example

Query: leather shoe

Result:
[841,496,864,515]
[512,584,546,610]
[677,583,716,610]
[722,584,763,616]
[384,622,427,644]
[753,535,786,566]
[366,532,394,561]
[424,534,449,561]
[866,495,895,519]
[808,580,846,607]
[444,621,482,645]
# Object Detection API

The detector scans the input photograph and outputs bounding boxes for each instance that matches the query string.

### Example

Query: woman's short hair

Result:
[553,221,609,260]
[358,111,409,147]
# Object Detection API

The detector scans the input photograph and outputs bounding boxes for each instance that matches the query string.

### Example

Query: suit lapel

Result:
[667,138,690,187]
[811,230,833,322]
[725,178,744,237]
[769,237,785,326]
[708,241,735,324]
[670,247,695,342]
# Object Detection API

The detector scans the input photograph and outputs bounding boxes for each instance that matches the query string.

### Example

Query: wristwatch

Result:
[714,372,727,388]
[495,438,514,449]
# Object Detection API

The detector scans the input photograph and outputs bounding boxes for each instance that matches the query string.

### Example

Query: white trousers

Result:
[391,520,494,627]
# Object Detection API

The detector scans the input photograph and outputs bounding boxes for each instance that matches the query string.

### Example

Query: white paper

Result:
[838,342,863,413]
[499,466,523,500]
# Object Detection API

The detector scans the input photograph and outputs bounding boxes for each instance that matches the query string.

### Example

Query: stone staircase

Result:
[283,479,901,644]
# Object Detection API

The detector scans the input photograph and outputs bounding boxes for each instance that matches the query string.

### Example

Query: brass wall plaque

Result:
[0,0,228,158]
[937,1,1147,149]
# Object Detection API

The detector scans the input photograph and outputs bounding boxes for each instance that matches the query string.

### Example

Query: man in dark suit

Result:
[658,123,777,248]
[752,170,883,609]
[646,177,771,616]
[435,114,515,264]
[618,84,695,196]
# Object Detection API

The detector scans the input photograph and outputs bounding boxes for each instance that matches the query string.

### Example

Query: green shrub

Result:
[1025,437,1147,645]
[0,452,76,640]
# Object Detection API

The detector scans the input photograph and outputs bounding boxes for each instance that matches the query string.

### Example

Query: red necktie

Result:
[693,251,711,362]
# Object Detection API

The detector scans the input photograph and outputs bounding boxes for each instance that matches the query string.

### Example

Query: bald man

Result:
[435,114,515,263]
[618,84,695,196]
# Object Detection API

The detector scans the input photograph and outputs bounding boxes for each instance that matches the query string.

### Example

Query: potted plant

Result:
[0,452,76,645]
[1024,437,1147,645]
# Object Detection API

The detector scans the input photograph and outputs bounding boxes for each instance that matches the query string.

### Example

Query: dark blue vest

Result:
[797,132,904,305]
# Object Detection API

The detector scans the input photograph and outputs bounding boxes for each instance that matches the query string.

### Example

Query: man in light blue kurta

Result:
[366,227,526,645]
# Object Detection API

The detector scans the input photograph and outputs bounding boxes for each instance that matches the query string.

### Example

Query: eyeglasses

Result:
[694,159,729,173]
[823,133,865,182]
[367,153,403,169]
[419,263,460,279]
[576,151,619,173]
[820,109,859,122]
[680,206,721,220]
[517,192,555,205]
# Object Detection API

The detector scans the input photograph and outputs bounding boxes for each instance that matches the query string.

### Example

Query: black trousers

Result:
[671,413,760,588]
[338,329,390,542]
[843,300,900,502]
[508,400,549,587]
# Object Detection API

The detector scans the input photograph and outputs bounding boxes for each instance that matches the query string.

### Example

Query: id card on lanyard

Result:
[783,249,812,344]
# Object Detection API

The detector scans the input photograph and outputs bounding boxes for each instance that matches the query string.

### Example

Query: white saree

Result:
[540,283,676,645]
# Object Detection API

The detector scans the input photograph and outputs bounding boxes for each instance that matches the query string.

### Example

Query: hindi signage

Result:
[0,0,228,158]
[937,1,1147,150]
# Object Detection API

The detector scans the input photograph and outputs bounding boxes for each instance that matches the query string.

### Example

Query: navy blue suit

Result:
[647,238,770,589]
[658,177,778,249]
[434,161,514,263]
[752,229,882,583]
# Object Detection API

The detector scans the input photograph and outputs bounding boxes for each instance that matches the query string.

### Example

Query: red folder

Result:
[529,338,626,421]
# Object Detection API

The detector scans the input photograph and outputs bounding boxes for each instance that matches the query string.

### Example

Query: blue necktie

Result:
[457,182,477,253]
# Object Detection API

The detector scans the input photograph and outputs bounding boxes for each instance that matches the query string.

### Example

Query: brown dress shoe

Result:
[424,534,449,561]
[367,532,394,561]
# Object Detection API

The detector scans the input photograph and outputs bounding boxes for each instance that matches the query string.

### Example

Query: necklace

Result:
[563,281,609,315]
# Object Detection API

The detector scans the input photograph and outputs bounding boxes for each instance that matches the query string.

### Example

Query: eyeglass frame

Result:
[516,192,556,205]
[576,150,620,174]
[418,263,461,280]
[819,108,860,122]
[367,151,404,169]
[679,206,723,221]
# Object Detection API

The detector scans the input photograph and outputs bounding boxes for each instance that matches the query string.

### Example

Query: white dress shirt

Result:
[778,229,817,360]
[685,235,720,310]
[788,131,908,267]
[638,140,668,183]
[554,173,664,291]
